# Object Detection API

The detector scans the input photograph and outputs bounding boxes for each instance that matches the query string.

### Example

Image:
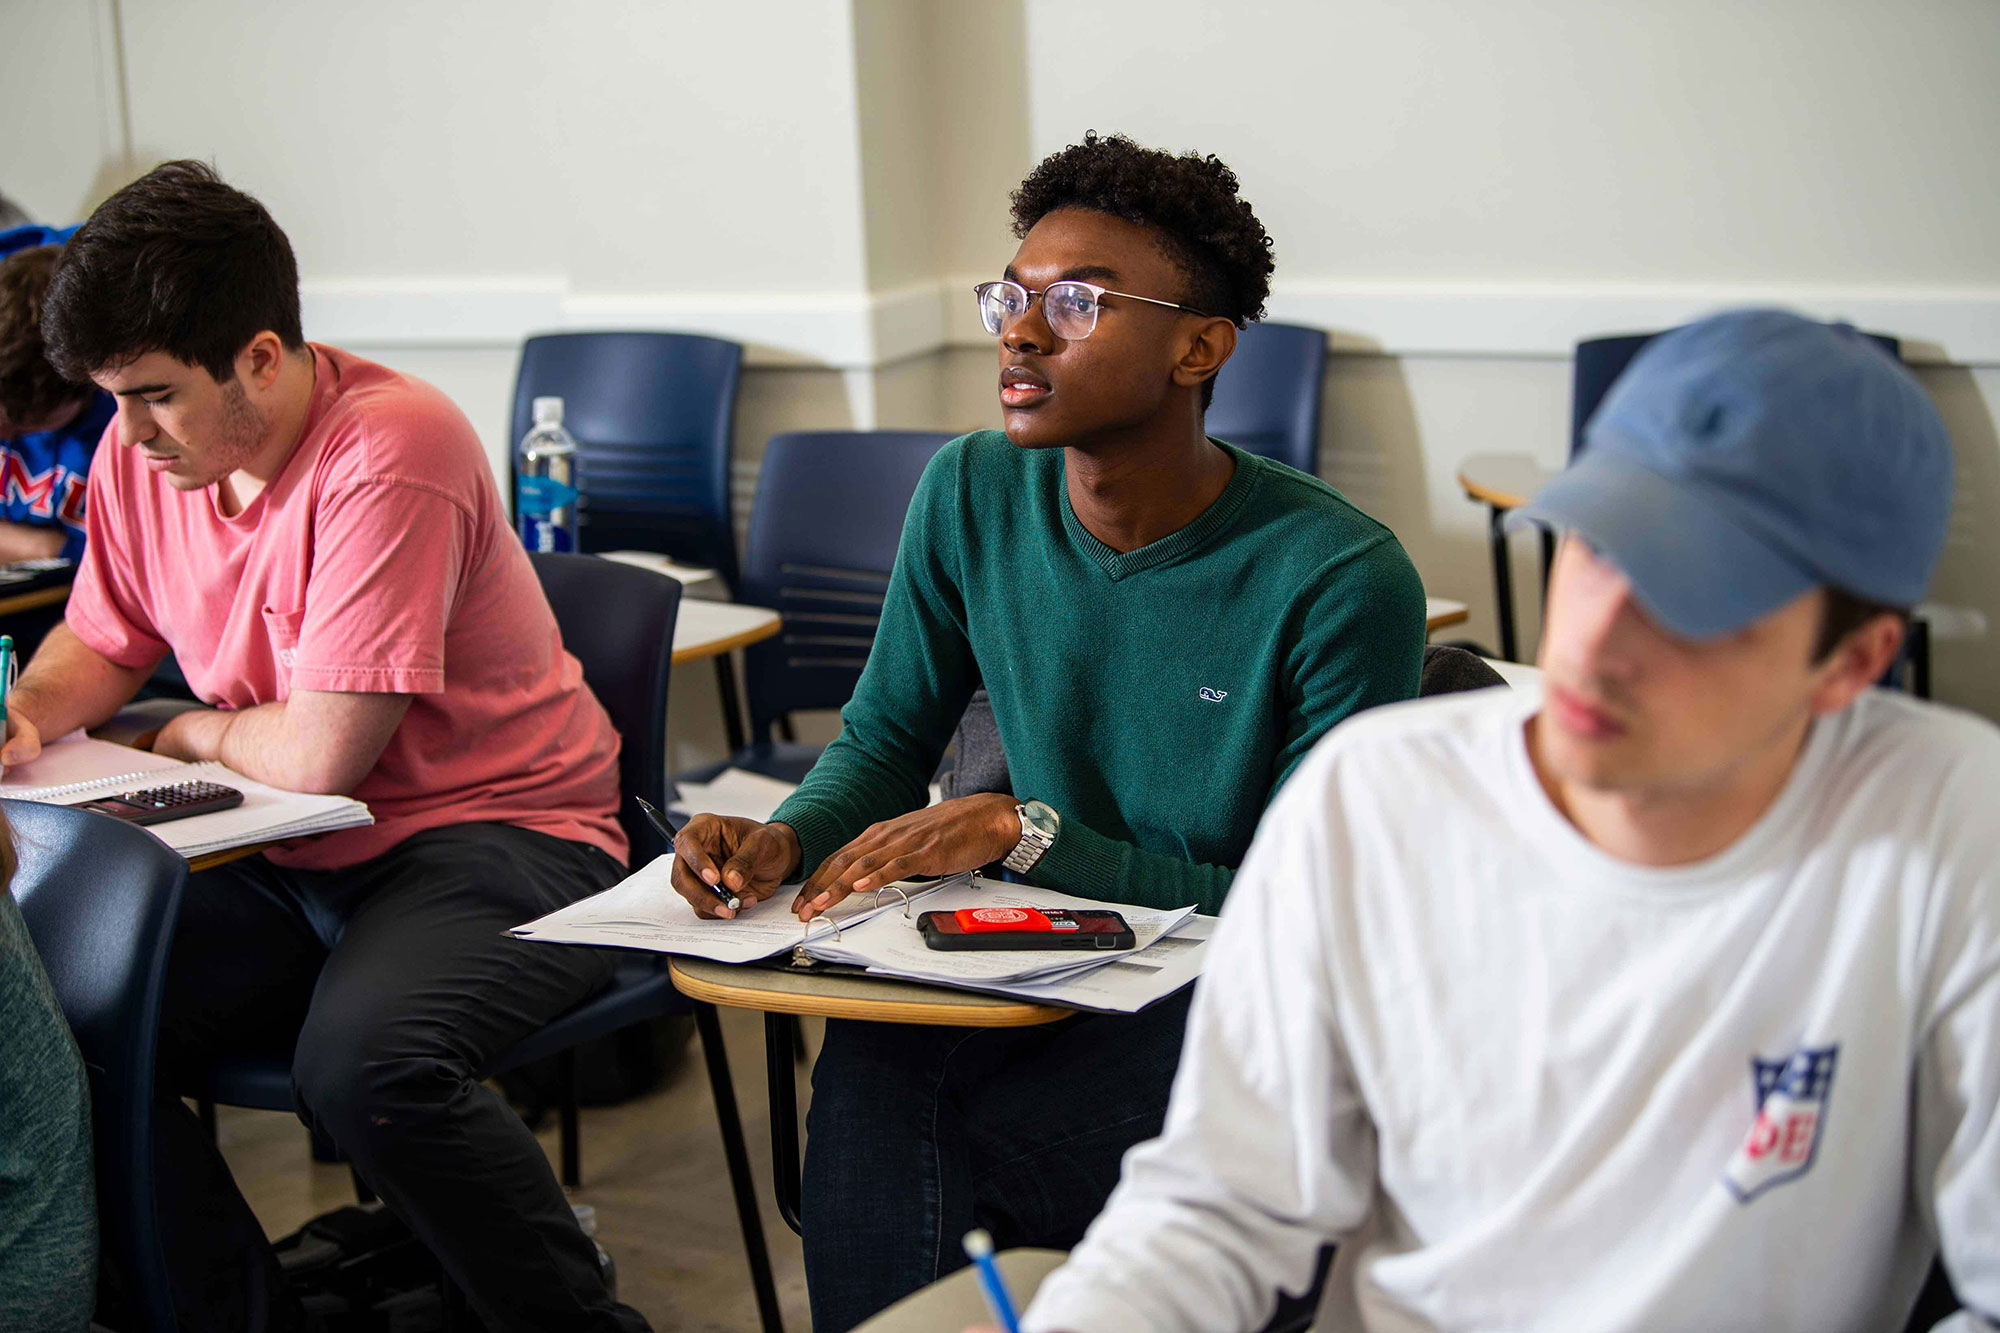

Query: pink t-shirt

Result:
[68,344,627,871]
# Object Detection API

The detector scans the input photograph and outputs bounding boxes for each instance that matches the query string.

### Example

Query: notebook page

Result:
[0,731,185,798]
[134,761,372,856]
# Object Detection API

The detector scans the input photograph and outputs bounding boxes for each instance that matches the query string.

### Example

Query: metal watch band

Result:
[1002,801,1056,873]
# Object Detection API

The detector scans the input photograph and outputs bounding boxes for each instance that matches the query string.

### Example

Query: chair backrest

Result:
[1571,327,1903,460]
[526,553,682,866]
[1205,320,1329,476]
[7,798,189,1333]
[1419,643,1507,695]
[738,430,955,740]
[510,332,746,591]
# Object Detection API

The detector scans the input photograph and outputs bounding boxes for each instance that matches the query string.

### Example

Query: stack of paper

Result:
[0,732,373,857]
[809,878,1194,990]
[996,915,1216,1013]
[511,860,1208,1013]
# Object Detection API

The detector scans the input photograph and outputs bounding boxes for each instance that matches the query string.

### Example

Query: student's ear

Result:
[1172,316,1237,393]
[236,330,289,393]
[1807,612,1907,716]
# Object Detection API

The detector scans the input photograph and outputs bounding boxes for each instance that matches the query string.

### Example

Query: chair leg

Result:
[714,655,748,754]
[763,1012,803,1238]
[1537,524,1556,606]
[1488,504,1518,662]
[790,1013,808,1065]
[694,1003,785,1333]
[559,1047,581,1190]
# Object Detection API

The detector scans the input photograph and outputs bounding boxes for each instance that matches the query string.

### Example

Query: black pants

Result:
[150,822,649,1333]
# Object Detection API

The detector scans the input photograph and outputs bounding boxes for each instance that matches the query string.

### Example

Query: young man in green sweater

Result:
[670,133,1426,1330]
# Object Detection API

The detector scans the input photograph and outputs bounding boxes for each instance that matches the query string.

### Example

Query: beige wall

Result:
[3,0,1996,739]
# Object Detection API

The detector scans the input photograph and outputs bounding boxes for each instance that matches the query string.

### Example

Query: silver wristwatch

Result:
[1002,800,1060,874]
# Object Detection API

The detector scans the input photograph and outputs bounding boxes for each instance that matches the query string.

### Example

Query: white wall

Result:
[3,0,1997,734]
[1018,0,2000,288]
[117,0,871,295]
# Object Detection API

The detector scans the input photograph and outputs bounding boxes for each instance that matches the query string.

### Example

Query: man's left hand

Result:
[152,706,232,762]
[793,792,1022,920]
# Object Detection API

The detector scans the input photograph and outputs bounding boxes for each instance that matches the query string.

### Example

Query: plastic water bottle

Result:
[517,396,579,553]
[570,1203,617,1298]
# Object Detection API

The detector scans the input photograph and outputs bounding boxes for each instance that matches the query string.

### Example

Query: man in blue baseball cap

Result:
[1005,309,1997,1332]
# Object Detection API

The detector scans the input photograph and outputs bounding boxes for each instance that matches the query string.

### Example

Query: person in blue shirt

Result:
[0,225,108,564]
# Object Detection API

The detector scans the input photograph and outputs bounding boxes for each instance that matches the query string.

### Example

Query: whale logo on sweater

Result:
[1723,1043,1839,1203]
[1197,687,1229,702]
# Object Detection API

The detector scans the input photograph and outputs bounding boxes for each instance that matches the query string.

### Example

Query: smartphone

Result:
[918,906,1135,952]
[76,780,245,827]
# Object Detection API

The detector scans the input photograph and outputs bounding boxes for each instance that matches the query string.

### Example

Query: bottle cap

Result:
[532,396,565,426]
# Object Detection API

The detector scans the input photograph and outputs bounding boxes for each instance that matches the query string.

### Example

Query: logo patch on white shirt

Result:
[1197,687,1229,702]
[1723,1044,1839,1202]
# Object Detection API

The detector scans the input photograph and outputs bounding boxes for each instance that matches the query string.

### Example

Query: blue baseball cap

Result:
[1513,308,1953,638]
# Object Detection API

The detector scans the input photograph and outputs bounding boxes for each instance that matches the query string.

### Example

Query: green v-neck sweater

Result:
[770,431,1425,915]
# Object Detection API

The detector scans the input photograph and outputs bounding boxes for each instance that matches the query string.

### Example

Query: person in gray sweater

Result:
[0,812,96,1331]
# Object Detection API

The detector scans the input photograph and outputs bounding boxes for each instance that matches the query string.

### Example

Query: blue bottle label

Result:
[516,474,579,516]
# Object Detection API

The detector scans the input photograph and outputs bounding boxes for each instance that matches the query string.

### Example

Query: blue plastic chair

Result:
[509,331,746,592]
[195,553,785,1333]
[1205,320,1328,476]
[1571,328,1902,461]
[8,798,189,1333]
[691,429,954,784]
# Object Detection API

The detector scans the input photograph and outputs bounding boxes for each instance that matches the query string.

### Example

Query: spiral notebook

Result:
[0,732,373,857]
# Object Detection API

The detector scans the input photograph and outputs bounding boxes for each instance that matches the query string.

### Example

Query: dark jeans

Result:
[801,989,1193,1332]
[150,822,649,1333]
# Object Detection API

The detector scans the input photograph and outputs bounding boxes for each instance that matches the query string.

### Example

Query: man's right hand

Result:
[669,815,802,920]
[1,706,43,771]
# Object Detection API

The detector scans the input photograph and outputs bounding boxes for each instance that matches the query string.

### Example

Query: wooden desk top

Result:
[672,601,782,665]
[669,955,1068,1028]
[0,561,76,619]
[1425,597,1469,632]
[1456,454,1561,511]
[0,582,71,619]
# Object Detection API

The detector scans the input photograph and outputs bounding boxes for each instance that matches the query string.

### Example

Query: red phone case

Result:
[918,906,1135,951]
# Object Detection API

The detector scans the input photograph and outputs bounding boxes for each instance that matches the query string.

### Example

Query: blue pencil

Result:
[963,1228,1022,1333]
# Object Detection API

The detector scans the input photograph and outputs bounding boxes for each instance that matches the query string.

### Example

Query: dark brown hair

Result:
[41,160,303,384]
[1814,587,1906,663]
[0,245,89,429]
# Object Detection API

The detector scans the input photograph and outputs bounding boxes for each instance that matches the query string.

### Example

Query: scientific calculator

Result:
[77,780,246,826]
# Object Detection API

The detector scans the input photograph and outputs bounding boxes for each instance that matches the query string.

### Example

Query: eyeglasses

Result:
[972,279,1215,341]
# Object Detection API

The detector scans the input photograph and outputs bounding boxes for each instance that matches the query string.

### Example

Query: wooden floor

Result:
[218,1006,818,1331]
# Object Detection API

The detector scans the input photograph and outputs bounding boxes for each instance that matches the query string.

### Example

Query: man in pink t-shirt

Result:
[7,162,649,1332]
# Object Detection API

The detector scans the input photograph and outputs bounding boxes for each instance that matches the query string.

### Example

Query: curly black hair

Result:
[1011,131,1275,334]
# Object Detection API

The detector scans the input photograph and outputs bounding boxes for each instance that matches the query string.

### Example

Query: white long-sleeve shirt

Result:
[1027,687,2000,1332]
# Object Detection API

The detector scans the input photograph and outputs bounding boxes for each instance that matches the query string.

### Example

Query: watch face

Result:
[1022,801,1059,838]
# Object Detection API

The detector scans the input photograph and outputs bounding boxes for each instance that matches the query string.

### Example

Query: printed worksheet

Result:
[510,855,958,964]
